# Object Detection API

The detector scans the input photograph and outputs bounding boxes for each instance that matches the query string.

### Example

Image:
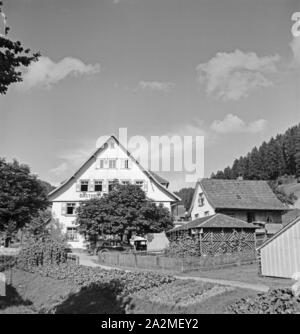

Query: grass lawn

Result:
[184,263,293,289]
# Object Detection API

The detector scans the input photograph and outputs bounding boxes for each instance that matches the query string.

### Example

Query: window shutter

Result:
[89,180,94,192]
[143,181,148,193]
[61,203,67,215]
[128,159,133,169]
[76,182,80,192]
[120,159,125,169]
[96,159,100,169]
[103,180,108,193]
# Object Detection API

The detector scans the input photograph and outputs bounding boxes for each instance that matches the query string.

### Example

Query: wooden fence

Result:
[99,251,257,272]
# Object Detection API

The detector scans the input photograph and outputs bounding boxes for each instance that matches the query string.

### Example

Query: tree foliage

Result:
[0,158,49,239]
[76,183,174,244]
[0,1,40,94]
[211,124,300,204]
[211,124,300,181]
[174,187,194,211]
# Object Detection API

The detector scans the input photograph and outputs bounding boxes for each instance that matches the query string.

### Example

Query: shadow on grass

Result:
[53,281,127,314]
[0,284,32,310]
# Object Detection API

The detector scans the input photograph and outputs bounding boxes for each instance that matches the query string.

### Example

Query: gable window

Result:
[99,159,105,169]
[80,180,89,192]
[135,180,144,188]
[66,227,78,241]
[66,203,76,215]
[124,159,129,169]
[109,159,117,169]
[198,193,205,207]
[94,180,103,192]
[121,180,130,186]
[110,142,115,149]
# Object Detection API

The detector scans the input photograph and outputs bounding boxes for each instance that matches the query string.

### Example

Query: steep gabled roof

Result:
[282,208,300,226]
[168,213,257,233]
[257,216,300,250]
[48,135,180,202]
[148,171,169,187]
[197,179,287,211]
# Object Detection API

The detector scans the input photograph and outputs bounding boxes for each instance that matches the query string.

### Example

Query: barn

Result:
[257,216,300,278]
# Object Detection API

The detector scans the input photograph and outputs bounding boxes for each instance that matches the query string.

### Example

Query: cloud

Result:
[49,162,68,176]
[20,56,100,90]
[290,37,300,66]
[136,81,174,93]
[210,114,267,134]
[196,50,280,101]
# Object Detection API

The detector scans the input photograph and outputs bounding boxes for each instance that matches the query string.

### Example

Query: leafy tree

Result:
[76,183,173,246]
[0,158,49,245]
[174,187,194,210]
[23,209,52,240]
[0,1,40,94]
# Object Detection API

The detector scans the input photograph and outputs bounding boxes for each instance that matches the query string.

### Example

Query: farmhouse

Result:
[189,179,287,227]
[167,213,257,257]
[48,135,180,249]
[258,216,300,279]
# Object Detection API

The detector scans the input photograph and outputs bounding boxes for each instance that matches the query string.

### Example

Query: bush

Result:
[227,288,300,314]
[17,238,68,272]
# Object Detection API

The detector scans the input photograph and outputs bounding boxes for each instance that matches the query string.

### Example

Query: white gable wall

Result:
[50,140,176,249]
[190,182,215,220]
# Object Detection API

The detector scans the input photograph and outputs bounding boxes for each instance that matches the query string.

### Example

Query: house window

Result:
[198,193,204,207]
[204,211,210,217]
[66,203,76,215]
[80,180,89,192]
[94,180,103,192]
[135,180,144,188]
[99,159,105,169]
[121,180,130,186]
[66,227,78,242]
[108,180,115,192]
[124,159,129,169]
[109,159,117,169]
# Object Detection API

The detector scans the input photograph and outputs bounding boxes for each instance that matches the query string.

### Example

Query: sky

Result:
[0,0,300,191]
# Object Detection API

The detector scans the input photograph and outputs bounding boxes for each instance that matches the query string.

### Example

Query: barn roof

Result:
[257,216,300,250]
[198,179,286,211]
[168,213,257,233]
